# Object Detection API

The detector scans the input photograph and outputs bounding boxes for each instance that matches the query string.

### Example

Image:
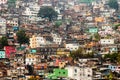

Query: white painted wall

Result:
[36,36,46,47]
[100,39,114,45]
[0,17,6,34]
[65,66,93,80]
[0,0,7,4]
[66,43,79,51]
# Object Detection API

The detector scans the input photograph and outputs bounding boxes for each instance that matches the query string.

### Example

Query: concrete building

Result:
[65,43,79,51]
[0,0,7,4]
[0,17,6,35]
[29,35,46,48]
[100,39,114,45]
[7,18,18,27]
[65,66,93,80]
[25,54,38,65]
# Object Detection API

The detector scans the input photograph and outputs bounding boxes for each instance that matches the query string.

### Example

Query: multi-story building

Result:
[0,17,6,35]
[65,66,93,80]
[25,54,39,65]
[30,35,46,48]
[7,18,18,27]
[100,39,115,45]
[0,0,7,4]
[65,43,79,51]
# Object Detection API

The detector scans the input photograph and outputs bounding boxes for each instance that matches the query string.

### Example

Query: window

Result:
[59,72,61,74]
[88,74,90,77]
[74,74,77,76]
[63,72,65,74]
[75,69,77,73]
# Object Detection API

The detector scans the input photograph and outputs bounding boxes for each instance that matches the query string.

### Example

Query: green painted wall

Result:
[89,27,98,33]
[47,69,68,79]
[0,51,5,58]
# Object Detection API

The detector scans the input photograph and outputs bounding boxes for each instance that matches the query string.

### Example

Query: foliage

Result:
[0,36,8,49]
[108,71,114,80]
[38,6,58,21]
[94,33,100,41]
[70,47,94,60]
[114,24,120,30]
[117,53,120,64]
[108,0,119,10]
[104,53,118,63]
[26,65,34,75]
[16,30,29,45]
[54,20,62,27]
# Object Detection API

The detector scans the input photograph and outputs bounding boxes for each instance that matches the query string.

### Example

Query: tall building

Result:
[0,17,6,35]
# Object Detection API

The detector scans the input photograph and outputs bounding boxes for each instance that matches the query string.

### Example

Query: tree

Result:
[114,24,120,30]
[26,65,34,75]
[70,47,94,60]
[16,30,29,45]
[70,47,84,60]
[108,71,115,80]
[54,20,62,27]
[0,36,8,49]
[104,53,118,63]
[108,0,119,10]
[117,53,120,64]
[93,33,100,41]
[38,6,58,21]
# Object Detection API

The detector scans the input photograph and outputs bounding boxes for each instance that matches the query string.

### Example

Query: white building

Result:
[7,18,18,27]
[36,36,46,47]
[100,39,114,45]
[0,0,7,4]
[65,43,79,51]
[53,37,62,45]
[51,33,62,45]
[22,3,41,23]
[29,35,46,48]
[22,7,33,16]
[65,66,93,80]
[25,54,38,65]
[0,17,6,34]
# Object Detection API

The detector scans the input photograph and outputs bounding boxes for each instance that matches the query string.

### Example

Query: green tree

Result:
[38,6,58,21]
[117,53,120,64]
[54,20,62,27]
[108,0,119,10]
[104,53,118,63]
[114,24,120,30]
[70,47,94,60]
[16,30,29,45]
[108,71,114,80]
[0,36,8,49]
[94,33,100,41]
[70,47,84,60]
